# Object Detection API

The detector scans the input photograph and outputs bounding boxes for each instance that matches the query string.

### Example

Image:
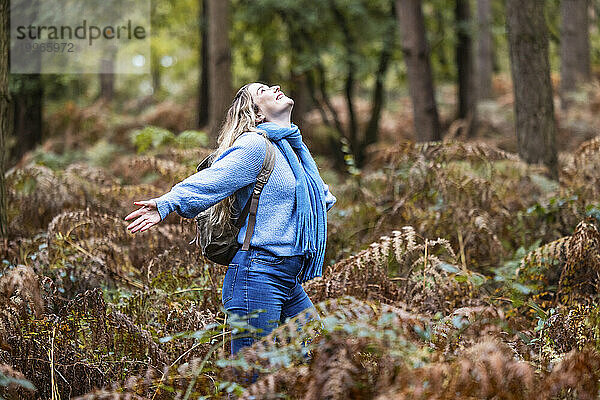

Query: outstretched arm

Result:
[124,133,267,235]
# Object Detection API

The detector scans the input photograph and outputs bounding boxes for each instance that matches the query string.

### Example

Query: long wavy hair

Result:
[207,83,266,235]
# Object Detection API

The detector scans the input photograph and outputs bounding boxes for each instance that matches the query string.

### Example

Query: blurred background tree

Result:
[0,0,598,174]
[0,0,10,247]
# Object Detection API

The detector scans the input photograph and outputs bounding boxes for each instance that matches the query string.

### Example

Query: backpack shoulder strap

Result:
[238,135,276,250]
[196,151,216,172]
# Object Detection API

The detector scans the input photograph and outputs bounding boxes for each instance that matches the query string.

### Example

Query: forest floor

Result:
[3,75,600,399]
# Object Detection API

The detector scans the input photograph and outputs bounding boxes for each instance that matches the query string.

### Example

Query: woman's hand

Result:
[124,200,161,234]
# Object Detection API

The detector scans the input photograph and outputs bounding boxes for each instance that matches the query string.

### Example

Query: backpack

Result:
[189,134,276,265]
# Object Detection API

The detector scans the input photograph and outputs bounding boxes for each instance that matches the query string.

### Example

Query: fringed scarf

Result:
[257,122,327,282]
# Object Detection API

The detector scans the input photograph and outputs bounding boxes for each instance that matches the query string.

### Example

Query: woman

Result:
[124,83,336,354]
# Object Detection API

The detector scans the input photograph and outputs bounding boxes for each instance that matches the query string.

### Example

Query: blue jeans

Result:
[222,246,316,355]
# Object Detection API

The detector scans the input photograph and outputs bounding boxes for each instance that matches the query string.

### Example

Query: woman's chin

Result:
[283,98,294,108]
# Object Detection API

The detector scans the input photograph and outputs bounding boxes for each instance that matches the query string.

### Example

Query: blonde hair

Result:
[208,83,265,235]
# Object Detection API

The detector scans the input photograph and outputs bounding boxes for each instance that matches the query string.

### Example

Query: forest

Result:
[2,0,600,398]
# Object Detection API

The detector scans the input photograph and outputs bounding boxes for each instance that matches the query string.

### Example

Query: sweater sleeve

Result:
[152,133,267,220]
[324,183,336,212]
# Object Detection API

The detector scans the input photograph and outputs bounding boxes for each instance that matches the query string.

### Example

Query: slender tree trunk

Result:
[396,0,441,142]
[259,27,276,84]
[12,75,42,162]
[455,0,477,136]
[196,0,209,128]
[10,0,42,163]
[282,13,313,129]
[434,9,451,80]
[99,56,115,101]
[288,41,310,130]
[1,0,12,244]
[329,0,358,155]
[476,0,493,100]
[151,52,161,96]
[207,0,232,142]
[560,0,591,108]
[360,3,396,166]
[506,0,558,179]
[289,74,309,126]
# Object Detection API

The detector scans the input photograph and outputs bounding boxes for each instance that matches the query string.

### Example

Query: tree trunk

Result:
[476,0,493,100]
[99,57,115,101]
[207,0,232,142]
[289,71,310,128]
[196,0,209,128]
[395,0,441,142]
[259,29,276,84]
[1,0,12,244]
[506,0,558,179]
[434,8,452,80]
[455,0,477,136]
[151,52,161,96]
[329,0,358,157]
[9,0,42,163]
[12,75,43,162]
[560,0,591,108]
[360,3,396,166]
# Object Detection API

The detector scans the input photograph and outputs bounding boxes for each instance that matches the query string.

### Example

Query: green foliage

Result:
[31,148,84,170]
[85,139,122,168]
[493,240,543,308]
[130,126,176,153]
[130,126,208,153]
[176,130,209,149]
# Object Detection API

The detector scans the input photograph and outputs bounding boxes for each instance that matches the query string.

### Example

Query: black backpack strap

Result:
[196,151,217,172]
[238,136,276,250]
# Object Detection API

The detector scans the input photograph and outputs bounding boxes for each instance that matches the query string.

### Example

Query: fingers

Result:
[134,218,158,234]
[138,220,158,233]
[124,207,145,221]
[129,217,154,234]
[126,216,147,232]
[130,220,147,234]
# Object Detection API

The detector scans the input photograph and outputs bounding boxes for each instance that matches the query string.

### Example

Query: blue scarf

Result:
[257,122,327,283]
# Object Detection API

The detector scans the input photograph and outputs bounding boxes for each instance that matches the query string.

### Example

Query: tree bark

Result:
[456,0,474,116]
[196,0,209,128]
[506,0,558,179]
[288,36,310,128]
[434,8,452,80]
[395,0,441,142]
[455,0,477,136]
[12,75,43,162]
[1,0,12,243]
[207,0,232,142]
[99,57,115,101]
[9,0,42,163]
[284,15,312,129]
[151,52,161,96]
[560,0,591,108]
[476,0,493,100]
[329,0,359,157]
[361,3,396,165]
[259,29,276,84]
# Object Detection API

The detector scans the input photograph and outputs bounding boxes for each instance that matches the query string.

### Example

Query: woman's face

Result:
[248,82,294,122]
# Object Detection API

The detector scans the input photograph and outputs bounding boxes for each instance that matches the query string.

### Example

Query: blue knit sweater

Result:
[153,131,337,256]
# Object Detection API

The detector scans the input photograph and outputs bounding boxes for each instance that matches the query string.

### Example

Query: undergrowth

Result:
[4,95,600,398]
